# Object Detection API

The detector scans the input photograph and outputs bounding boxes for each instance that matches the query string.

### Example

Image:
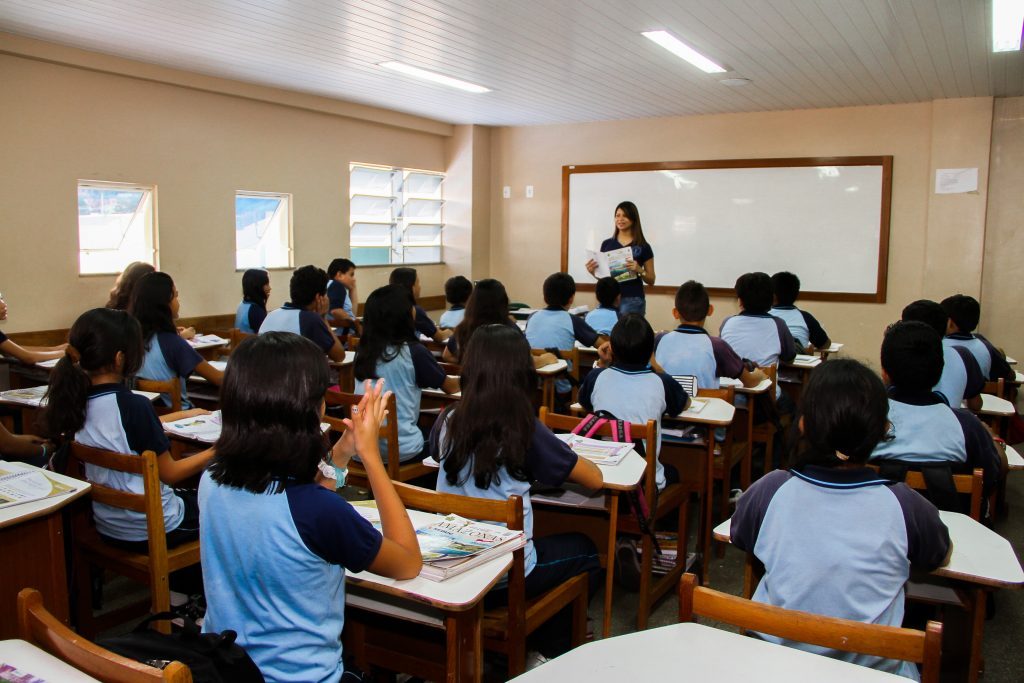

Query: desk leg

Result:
[967,588,986,683]
[701,430,715,586]
[742,407,754,490]
[446,603,482,683]
[602,492,619,639]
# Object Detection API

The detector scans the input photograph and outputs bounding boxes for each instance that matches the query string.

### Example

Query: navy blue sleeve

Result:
[158,333,203,378]
[636,243,654,264]
[731,470,791,553]
[445,334,460,359]
[657,372,688,415]
[954,346,985,399]
[773,317,798,362]
[889,483,951,571]
[953,408,1002,495]
[415,305,437,337]
[327,281,347,312]
[297,311,336,353]
[0,331,7,344]
[800,310,830,349]
[526,419,578,486]
[977,334,1014,382]
[718,315,734,337]
[578,368,604,412]
[247,304,266,333]
[570,315,600,347]
[117,391,171,455]
[653,331,667,353]
[410,342,447,389]
[287,484,383,570]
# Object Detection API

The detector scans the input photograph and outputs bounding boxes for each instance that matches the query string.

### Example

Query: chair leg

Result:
[571,585,588,647]
[636,533,653,631]
[74,557,97,638]
[762,434,775,477]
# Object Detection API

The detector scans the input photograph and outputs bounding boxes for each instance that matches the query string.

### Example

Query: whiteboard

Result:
[562,158,892,302]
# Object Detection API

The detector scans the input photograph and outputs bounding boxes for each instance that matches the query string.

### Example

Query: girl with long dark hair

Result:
[235,268,270,334]
[584,200,656,316]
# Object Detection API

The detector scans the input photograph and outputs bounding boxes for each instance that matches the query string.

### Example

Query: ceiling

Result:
[1,0,1021,126]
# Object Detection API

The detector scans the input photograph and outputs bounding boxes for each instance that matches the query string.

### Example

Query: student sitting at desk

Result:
[901,299,984,411]
[0,291,66,365]
[234,268,270,335]
[260,265,347,363]
[941,294,1014,383]
[580,313,688,491]
[732,358,950,680]
[129,272,224,409]
[584,276,620,336]
[439,275,472,329]
[389,266,451,343]
[654,280,766,390]
[431,323,603,660]
[326,258,360,339]
[769,271,830,353]
[200,337,421,683]
[869,321,1004,499]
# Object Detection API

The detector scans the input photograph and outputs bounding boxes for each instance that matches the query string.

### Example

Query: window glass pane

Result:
[236,193,291,269]
[351,166,394,195]
[349,164,444,265]
[403,224,442,245]
[351,195,394,222]
[403,198,443,221]
[78,183,155,275]
[352,247,393,266]
[403,172,443,198]
[403,246,441,263]
[351,222,392,246]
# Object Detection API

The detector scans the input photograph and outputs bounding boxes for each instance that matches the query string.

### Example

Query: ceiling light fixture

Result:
[719,77,752,87]
[993,0,1024,52]
[379,61,491,93]
[642,30,726,73]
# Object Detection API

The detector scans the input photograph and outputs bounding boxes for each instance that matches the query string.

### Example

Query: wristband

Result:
[40,443,48,462]
[333,466,348,487]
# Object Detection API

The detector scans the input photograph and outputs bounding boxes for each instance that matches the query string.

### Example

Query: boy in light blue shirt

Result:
[584,276,620,336]
[439,275,472,329]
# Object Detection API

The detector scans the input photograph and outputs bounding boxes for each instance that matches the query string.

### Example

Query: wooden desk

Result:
[0,463,91,640]
[0,639,101,682]
[719,376,771,495]
[1006,356,1017,366]
[1006,445,1023,471]
[0,388,159,441]
[966,393,1014,440]
[508,622,906,682]
[187,334,229,361]
[422,361,568,409]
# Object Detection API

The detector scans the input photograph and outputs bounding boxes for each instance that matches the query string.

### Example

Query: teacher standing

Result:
[585,201,656,316]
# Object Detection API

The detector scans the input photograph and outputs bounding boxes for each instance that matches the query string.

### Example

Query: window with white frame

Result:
[77,181,157,275]
[235,191,292,270]
[349,164,444,265]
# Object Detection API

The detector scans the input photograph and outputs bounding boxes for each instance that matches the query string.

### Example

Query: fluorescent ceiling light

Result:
[642,30,726,73]
[993,0,1024,52]
[379,61,490,93]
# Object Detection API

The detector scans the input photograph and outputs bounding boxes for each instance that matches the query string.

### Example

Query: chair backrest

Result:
[17,588,192,682]
[869,464,983,521]
[226,327,255,355]
[677,573,942,683]
[135,377,182,413]
[759,364,778,406]
[324,389,401,479]
[983,379,1005,399]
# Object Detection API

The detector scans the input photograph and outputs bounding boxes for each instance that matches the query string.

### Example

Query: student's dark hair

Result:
[901,299,948,337]
[595,277,620,309]
[771,271,801,307]
[106,261,156,310]
[209,332,331,494]
[241,268,270,305]
[444,275,473,306]
[355,284,417,381]
[453,279,509,362]
[609,201,648,248]
[792,359,889,467]
[389,267,418,300]
[442,325,535,489]
[610,313,654,366]
[327,258,355,279]
[675,280,710,322]
[128,272,177,342]
[941,294,980,333]
[289,265,329,308]
[881,320,943,391]
[542,272,576,308]
[734,272,773,314]
[43,308,144,440]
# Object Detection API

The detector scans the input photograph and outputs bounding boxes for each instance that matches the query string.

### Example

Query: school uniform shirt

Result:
[720,312,797,400]
[0,330,7,344]
[431,413,578,576]
[259,303,336,354]
[200,472,382,683]
[869,387,1002,495]
[234,300,267,335]
[944,333,1013,382]
[415,304,438,339]
[139,331,203,409]
[355,342,447,461]
[439,306,465,330]
[934,345,985,408]
[732,465,950,680]
[654,325,747,390]
[76,383,182,542]
[579,362,687,490]
[600,238,653,301]
[326,280,353,336]
[525,307,601,394]
[768,305,829,350]
[584,306,619,336]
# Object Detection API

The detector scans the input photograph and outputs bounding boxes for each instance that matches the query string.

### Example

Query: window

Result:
[77,181,156,275]
[349,164,444,265]
[235,191,292,270]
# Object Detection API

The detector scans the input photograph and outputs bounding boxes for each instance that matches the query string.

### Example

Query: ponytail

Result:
[43,351,91,439]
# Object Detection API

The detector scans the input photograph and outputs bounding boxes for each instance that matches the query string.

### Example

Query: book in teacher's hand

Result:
[0,465,78,509]
[585,246,637,283]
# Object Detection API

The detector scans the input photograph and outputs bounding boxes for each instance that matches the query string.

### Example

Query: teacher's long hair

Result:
[610,201,648,248]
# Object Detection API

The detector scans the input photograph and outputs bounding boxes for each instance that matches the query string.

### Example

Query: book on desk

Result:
[0,465,78,509]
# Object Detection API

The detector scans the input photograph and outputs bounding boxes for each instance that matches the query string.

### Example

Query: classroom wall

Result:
[489,98,999,368]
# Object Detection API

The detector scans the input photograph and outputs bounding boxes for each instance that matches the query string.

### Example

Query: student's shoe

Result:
[615,537,641,591]
[525,651,551,671]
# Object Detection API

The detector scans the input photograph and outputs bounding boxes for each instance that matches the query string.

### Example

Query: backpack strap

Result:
[572,413,608,438]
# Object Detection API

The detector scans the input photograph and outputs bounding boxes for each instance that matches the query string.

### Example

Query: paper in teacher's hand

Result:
[585,249,611,278]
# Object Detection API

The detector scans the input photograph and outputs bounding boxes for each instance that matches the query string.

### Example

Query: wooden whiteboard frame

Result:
[560,156,893,303]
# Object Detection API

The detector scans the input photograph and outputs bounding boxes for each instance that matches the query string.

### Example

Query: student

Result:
[439,275,472,329]
[431,323,603,659]
[580,313,688,490]
[260,265,346,362]
[654,280,766,390]
[129,272,224,409]
[354,285,458,463]
[105,261,155,311]
[525,272,607,400]
[769,271,830,352]
[326,258,360,338]
[869,321,1003,497]
[0,423,53,467]
[200,336,421,683]
[0,291,66,365]
[584,276,620,336]
[732,358,950,680]
[389,266,451,342]
[902,299,984,411]
[234,268,270,335]
[43,308,214,549]
[941,294,1014,383]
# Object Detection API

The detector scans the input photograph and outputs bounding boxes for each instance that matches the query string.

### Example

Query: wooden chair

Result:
[67,443,201,636]
[17,588,191,682]
[982,378,1005,399]
[751,365,782,476]
[533,347,580,410]
[698,387,742,555]
[135,377,182,414]
[216,327,254,359]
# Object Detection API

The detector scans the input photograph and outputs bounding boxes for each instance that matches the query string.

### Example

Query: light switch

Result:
[526,185,534,198]
[503,186,511,199]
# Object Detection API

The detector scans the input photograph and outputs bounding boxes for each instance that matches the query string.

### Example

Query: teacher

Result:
[585,201,656,316]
